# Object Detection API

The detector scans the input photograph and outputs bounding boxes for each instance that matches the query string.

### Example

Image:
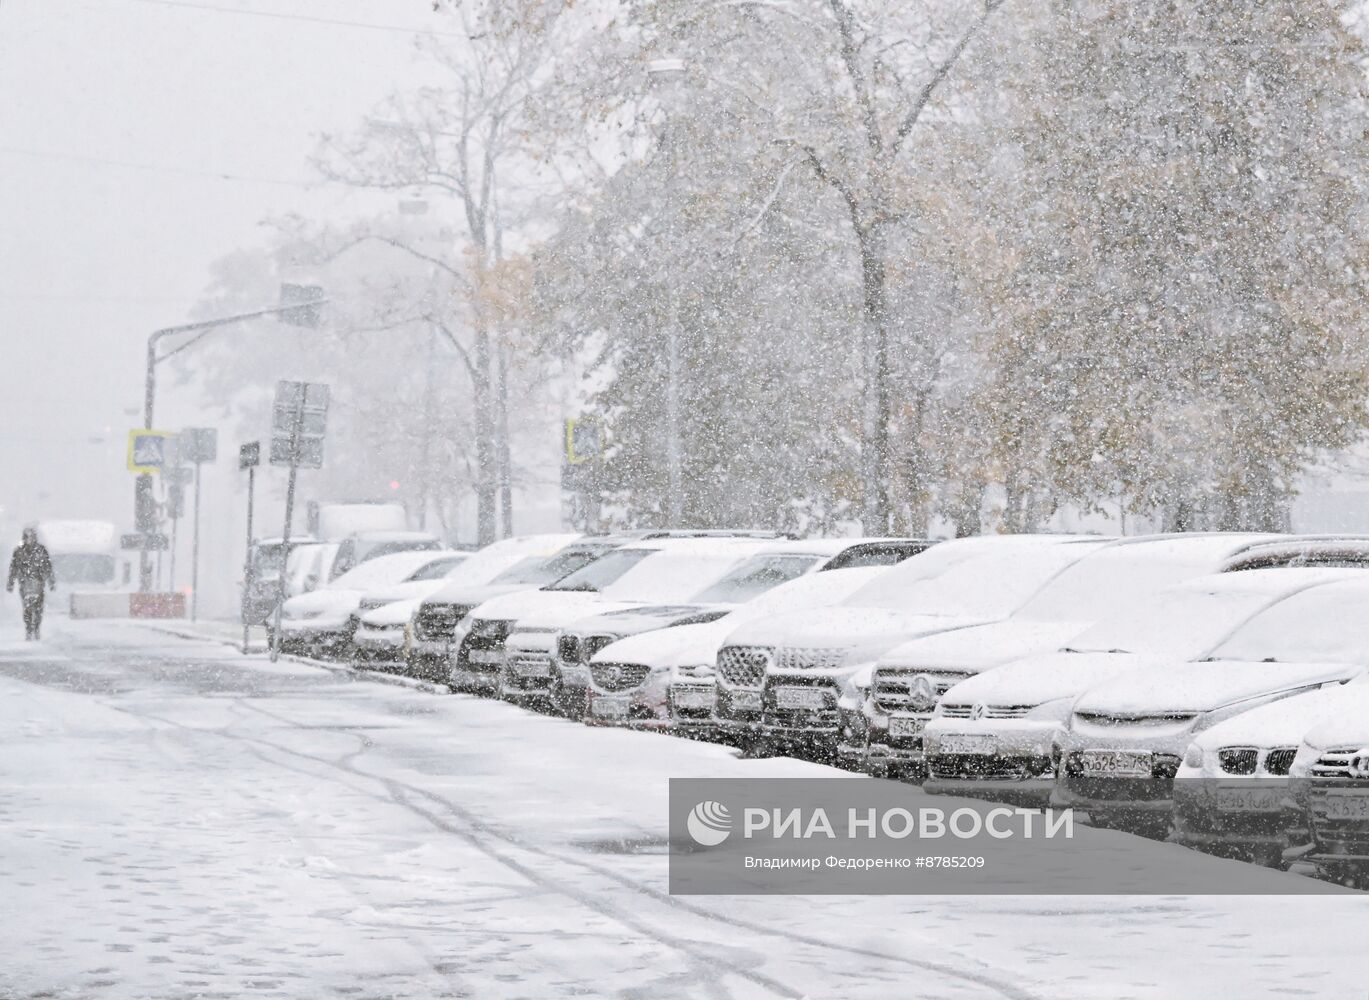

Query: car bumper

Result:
[352,627,405,661]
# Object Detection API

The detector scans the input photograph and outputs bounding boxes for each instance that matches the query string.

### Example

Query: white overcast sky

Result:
[0,0,445,533]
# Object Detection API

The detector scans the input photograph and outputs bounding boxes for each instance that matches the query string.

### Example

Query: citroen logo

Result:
[1349,750,1369,780]
[907,674,937,712]
[970,703,987,721]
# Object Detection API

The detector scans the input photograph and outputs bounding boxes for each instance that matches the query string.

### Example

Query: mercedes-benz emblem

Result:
[908,674,937,712]
[1350,751,1369,780]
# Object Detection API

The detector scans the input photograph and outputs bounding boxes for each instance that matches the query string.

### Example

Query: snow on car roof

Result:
[433,533,584,589]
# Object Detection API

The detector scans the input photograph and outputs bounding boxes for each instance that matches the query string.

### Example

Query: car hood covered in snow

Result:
[874,619,1087,673]
[723,606,984,656]
[282,588,365,618]
[591,618,737,672]
[1191,680,1369,751]
[358,578,449,608]
[565,603,729,640]
[1073,661,1365,717]
[937,650,1170,710]
[359,597,422,628]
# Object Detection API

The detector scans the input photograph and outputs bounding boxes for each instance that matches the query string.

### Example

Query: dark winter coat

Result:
[8,543,55,598]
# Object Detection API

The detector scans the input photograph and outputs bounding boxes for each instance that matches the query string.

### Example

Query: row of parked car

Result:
[265,528,1369,885]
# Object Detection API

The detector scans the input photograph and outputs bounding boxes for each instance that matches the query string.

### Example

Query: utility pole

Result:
[648,58,687,525]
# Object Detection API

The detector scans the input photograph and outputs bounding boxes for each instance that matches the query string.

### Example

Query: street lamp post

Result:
[648,57,687,526]
[136,288,324,592]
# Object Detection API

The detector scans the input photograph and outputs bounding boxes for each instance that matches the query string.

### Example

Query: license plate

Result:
[467,648,502,665]
[939,733,998,756]
[673,687,714,709]
[775,687,826,710]
[514,659,551,678]
[730,690,762,711]
[1322,790,1369,821]
[1076,749,1153,778]
[1216,787,1283,813]
[889,716,923,739]
[592,697,628,719]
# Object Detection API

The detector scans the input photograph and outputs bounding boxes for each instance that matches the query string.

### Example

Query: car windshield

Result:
[846,540,1099,617]
[1206,581,1369,664]
[492,547,610,586]
[405,556,467,582]
[544,548,655,591]
[1064,585,1295,659]
[254,544,289,575]
[821,542,926,570]
[358,539,439,561]
[689,554,820,604]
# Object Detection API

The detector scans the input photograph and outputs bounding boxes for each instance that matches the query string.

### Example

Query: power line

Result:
[124,0,470,38]
[0,144,317,188]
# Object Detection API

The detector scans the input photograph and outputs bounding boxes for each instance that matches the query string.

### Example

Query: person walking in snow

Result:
[7,526,56,640]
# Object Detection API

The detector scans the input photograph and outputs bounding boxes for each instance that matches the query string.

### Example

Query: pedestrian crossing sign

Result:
[127,430,171,473]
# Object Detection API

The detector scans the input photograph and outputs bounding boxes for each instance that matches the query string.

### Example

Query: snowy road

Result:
[1,619,1366,999]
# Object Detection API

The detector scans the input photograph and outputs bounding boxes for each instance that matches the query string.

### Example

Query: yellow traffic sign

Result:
[127,429,172,473]
[565,418,602,465]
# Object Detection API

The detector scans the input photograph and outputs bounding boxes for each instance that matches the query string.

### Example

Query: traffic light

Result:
[135,474,157,532]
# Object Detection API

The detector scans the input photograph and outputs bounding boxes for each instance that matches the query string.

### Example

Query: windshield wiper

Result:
[550,583,598,592]
[1062,647,1129,655]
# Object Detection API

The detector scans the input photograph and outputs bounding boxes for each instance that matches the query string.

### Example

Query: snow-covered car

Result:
[860,533,1276,780]
[275,549,464,655]
[370,533,584,675]
[713,534,1108,760]
[923,567,1357,808]
[283,541,340,599]
[578,543,930,728]
[346,550,475,667]
[328,530,442,579]
[1054,570,1369,836]
[1287,697,1369,884]
[425,535,634,686]
[1173,665,1369,867]
[241,535,316,624]
[468,538,784,708]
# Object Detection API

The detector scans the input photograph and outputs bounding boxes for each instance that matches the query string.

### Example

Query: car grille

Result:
[717,645,773,688]
[1263,747,1297,777]
[1310,747,1364,778]
[413,603,472,643]
[557,633,581,664]
[871,668,974,714]
[455,619,512,671]
[929,754,1053,782]
[773,646,846,671]
[504,652,555,690]
[1218,747,1259,776]
[939,704,1031,720]
[590,661,651,693]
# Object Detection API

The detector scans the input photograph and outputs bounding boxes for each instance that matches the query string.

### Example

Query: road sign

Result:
[164,466,193,485]
[127,430,172,473]
[270,380,330,469]
[239,441,261,470]
[121,532,169,551]
[181,427,218,464]
[565,418,602,465]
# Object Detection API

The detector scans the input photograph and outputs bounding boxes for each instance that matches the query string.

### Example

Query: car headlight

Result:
[470,618,510,639]
[1183,743,1204,769]
[676,663,714,679]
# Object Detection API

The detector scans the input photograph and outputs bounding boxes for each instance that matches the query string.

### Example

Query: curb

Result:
[141,622,448,696]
